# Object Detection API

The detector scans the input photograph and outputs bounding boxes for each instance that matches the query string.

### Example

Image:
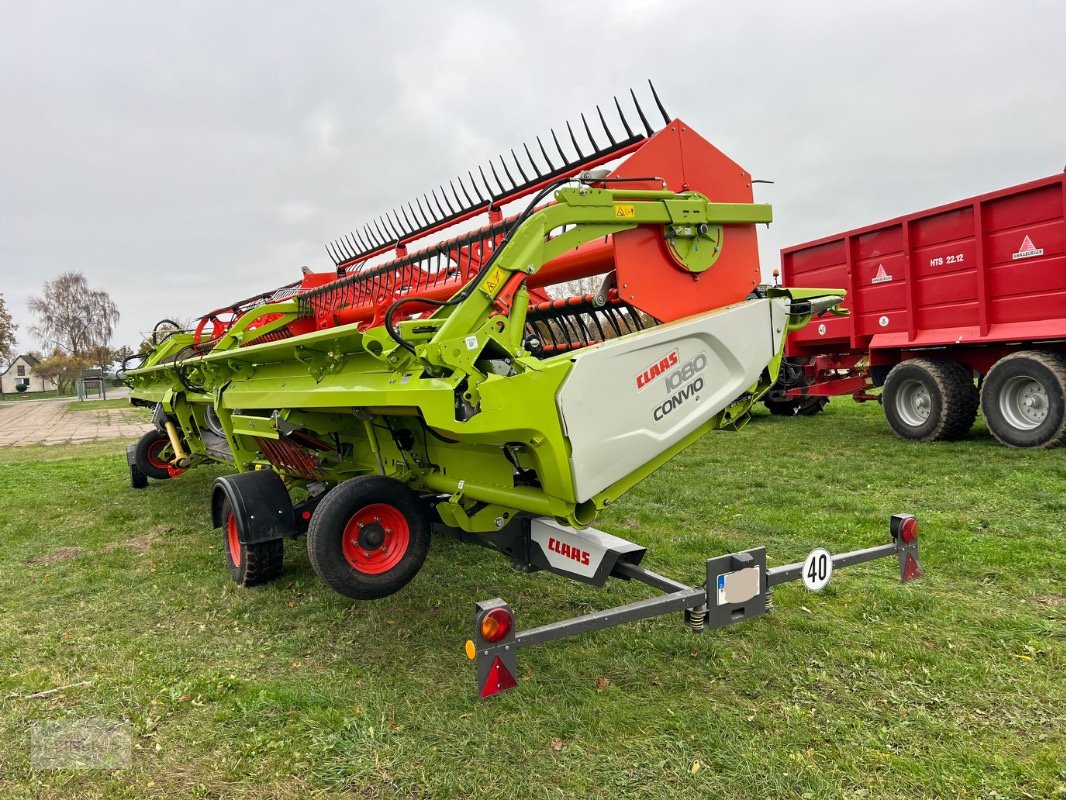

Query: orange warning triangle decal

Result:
[875,264,889,279]
[1018,235,1036,253]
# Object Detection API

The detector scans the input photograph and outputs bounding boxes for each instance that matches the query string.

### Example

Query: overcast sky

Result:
[2,1,1064,354]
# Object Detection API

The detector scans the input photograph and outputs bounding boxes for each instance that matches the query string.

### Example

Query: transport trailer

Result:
[766,171,1066,448]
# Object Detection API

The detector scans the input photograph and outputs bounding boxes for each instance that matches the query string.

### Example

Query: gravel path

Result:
[0,396,151,447]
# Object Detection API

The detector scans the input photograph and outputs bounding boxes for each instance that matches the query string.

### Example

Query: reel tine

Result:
[468,170,488,203]
[488,160,508,195]
[454,177,475,206]
[630,87,653,136]
[498,155,518,190]
[523,142,543,178]
[614,95,635,138]
[344,234,360,257]
[430,187,450,216]
[384,211,403,240]
[355,228,373,251]
[581,113,600,151]
[510,148,530,183]
[399,204,417,232]
[649,79,671,124]
[439,185,459,215]
[479,164,501,199]
[566,120,586,159]
[550,127,569,164]
[424,192,444,222]
[536,136,556,171]
[406,201,425,228]
[416,196,435,226]
[596,105,616,145]
[362,224,380,247]
[325,242,340,263]
[372,219,389,245]
[393,209,413,237]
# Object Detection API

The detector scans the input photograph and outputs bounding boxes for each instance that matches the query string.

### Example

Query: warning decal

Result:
[1012,235,1044,261]
[871,263,893,284]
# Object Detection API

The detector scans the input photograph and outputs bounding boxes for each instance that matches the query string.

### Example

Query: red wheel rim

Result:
[226,513,241,568]
[145,437,173,470]
[340,503,410,575]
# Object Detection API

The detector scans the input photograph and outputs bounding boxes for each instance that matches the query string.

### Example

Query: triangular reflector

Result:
[480,656,518,698]
[902,553,923,583]
[1018,235,1036,253]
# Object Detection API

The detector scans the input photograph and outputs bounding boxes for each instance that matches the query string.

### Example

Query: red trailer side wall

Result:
[782,173,1066,359]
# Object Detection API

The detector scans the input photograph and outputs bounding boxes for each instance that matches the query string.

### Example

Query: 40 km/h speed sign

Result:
[802,548,833,592]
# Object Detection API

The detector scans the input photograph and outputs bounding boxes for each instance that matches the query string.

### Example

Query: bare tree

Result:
[28,272,120,357]
[0,293,16,366]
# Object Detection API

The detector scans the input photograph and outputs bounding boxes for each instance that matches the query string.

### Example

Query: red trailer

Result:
[768,171,1066,448]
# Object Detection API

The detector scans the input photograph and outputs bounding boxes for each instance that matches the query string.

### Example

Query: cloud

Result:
[1,1,1063,352]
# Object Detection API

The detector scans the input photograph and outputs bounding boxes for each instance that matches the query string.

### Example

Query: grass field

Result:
[0,401,1063,799]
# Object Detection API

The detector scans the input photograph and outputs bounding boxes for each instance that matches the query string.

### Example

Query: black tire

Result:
[307,476,430,600]
[220,496,285,586]
[882,358,977,442]
[134,431,174,480]
[980,351,1066,449]
[764,396,829,416]
[129,462,148,489]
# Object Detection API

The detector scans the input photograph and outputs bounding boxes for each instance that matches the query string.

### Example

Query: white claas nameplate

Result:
[556,298,789,502]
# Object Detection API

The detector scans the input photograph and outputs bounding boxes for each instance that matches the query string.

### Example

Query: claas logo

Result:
[636,349,679,390]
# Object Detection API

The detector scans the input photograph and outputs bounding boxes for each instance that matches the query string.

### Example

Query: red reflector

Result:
[480,656,518,698]
[480,608,513,643]
[902,552,923,582]
[900,517,918,544]
[301,510,312,520]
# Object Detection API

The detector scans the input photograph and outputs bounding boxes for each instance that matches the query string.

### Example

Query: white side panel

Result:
[557,298,788,502]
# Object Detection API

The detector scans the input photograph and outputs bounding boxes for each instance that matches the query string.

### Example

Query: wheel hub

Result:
[357,522,387,550]
[340,503,411,575]
[897,379,932,427]
[1000,376,1048,430]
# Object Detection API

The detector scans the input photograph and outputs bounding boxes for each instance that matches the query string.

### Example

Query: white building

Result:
[0,354,58,394]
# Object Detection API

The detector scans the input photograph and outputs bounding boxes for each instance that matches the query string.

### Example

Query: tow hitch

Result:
[466,514,923,698]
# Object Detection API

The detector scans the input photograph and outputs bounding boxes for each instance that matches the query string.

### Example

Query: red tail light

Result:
[480,608,513,642]
[899,517,918,544]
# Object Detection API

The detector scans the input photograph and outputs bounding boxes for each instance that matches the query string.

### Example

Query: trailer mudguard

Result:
[211,470,297,545]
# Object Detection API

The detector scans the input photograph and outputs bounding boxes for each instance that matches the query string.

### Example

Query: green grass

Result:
[0,401,1063,799]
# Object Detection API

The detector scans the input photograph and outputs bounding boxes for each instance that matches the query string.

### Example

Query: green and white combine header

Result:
[124,85,922,696]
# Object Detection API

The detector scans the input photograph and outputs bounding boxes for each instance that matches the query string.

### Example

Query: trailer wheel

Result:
[980,351,1066,448]
[220,496,285,586]
[129,461,148,489]
[134,431,175,480]
[882,359,977,442]
[306,476,430,600]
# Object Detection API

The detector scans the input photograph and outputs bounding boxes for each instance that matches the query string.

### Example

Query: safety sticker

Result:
[614,204,636,219]
[481,265,507,295]
[871,263,893,284]
[1012,235,1044,260]
[465,335,478,350]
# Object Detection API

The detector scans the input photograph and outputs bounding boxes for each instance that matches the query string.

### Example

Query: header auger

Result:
[124,85,922,695]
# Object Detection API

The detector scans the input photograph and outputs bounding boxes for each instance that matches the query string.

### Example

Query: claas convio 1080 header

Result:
[123,84,922,696]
